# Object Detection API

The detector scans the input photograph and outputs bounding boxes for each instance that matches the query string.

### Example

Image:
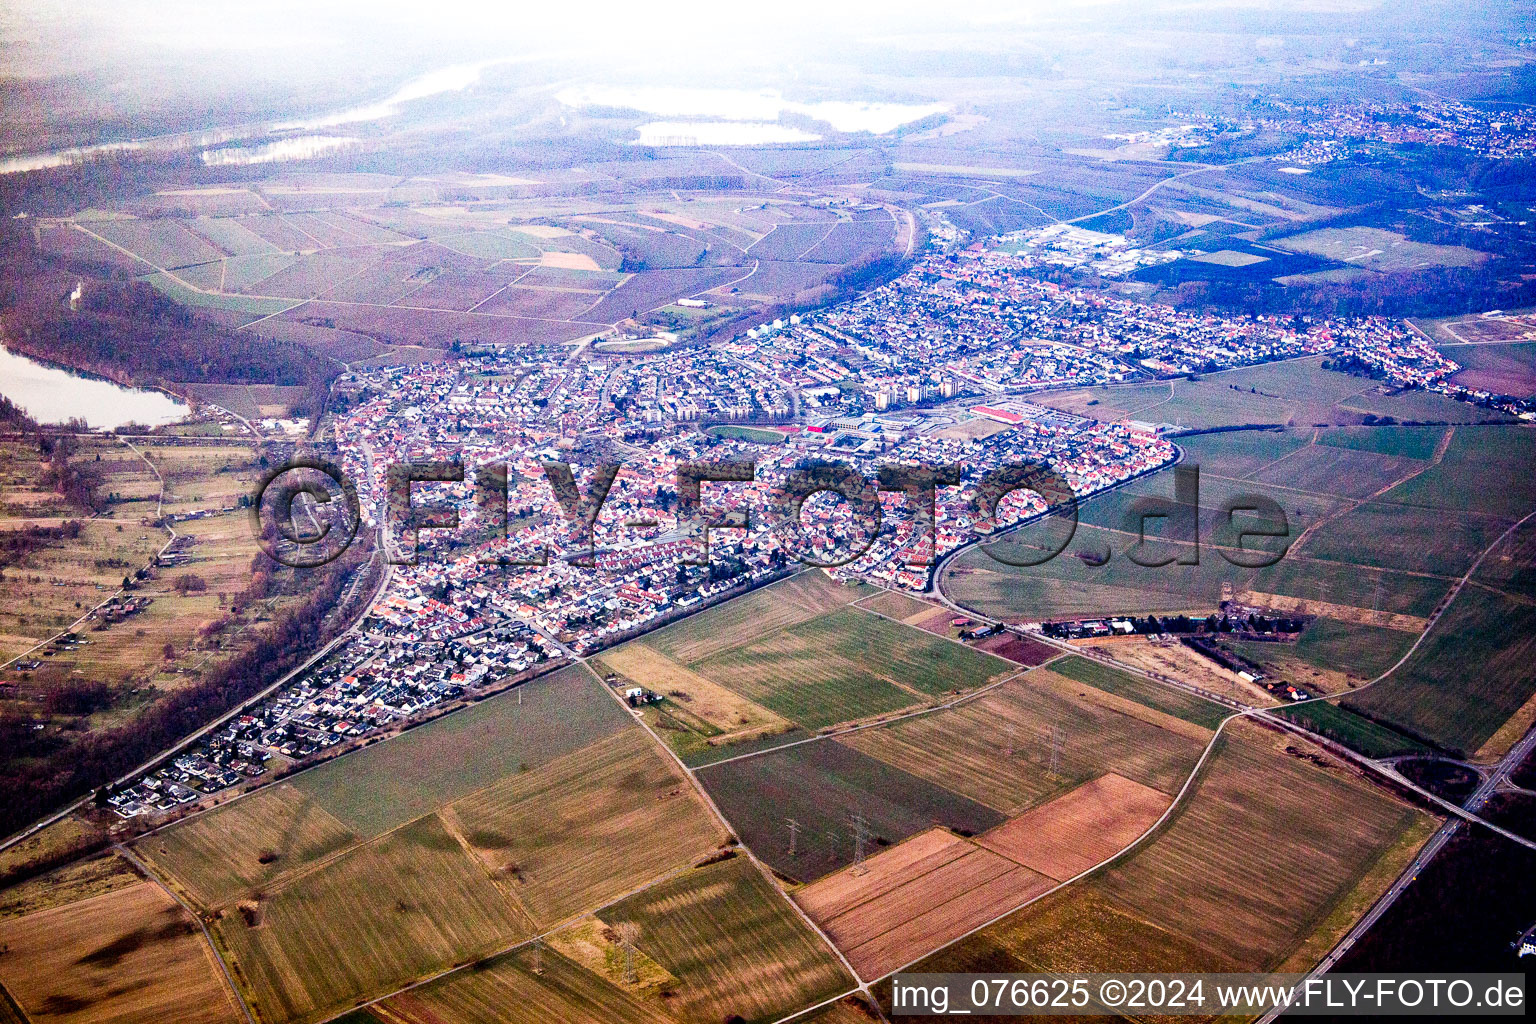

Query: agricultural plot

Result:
[1047,657,1230,729]
[86,218,226,269]
[795,828,1052,979]
[448,728,724,927]
[644,571,870,665]
[1346,585,1536,755]
[375,946,663,1024]
[1443,340,1536,398]
[854,589,934,623]
[0,881,244,1024]
[1276,701,1430,759]
[692,607,1010,729]
[574,267,742,323]
[134,784,359,910]
[291,665,629,838]
[1314,425,1448,461]
[187,217,284,257]
[697,740,1005,882]
[736,261,839,300]
[598,857,854,1024]
[841,667,1208,817]
[1229,618,1415,693]
[886,725,1427,995]
[1093,726,1424,969]
[747,223,836,261]
[976,773,1171,881]
[215,814,530,1024]
[1037,357,1388,429]
[800,218,895,264]
[593,643,792,755]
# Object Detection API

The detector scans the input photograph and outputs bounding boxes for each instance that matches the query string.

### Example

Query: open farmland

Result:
[0,881,244,1024]
[133,784,359,910]
[1093,725,1424,968]
[214,814,530,1024]
[598,857,853,1024]
[698,740,1005,882]
[840,667,1209,815]
[644,571,871,665]
[976,773,1171,880]
[447,727,724,927]
[290,665,628,838]
[45,184,899,363]
[940,420,1524,629]
[881,725,1429,1000]
[1345,585,1536,755]
[690,607,1013,729]
[373,946,664,1024]
[794,828,1053,979]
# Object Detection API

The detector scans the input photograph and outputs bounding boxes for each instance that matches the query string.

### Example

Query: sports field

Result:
[599,857,854,1024]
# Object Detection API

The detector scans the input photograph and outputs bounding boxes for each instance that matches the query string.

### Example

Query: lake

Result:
[0,346,189,429]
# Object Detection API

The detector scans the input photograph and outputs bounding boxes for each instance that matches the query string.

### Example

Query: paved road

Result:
[1255,722,1536,1023]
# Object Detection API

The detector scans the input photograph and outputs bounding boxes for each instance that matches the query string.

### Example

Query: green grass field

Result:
[291,665,629,837]
[692,607,1011,728]
[1346,586,1536,755]
[1276,702,1431,759]
[599,857,854,1024]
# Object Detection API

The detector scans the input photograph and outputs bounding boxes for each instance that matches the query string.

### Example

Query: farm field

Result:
[644,571,871,665]
[1092,725,1424,968]
[1345,584,1536,756]
[133,784,359,910]
[1228,618,1416,694]
[1046,656,1230,729]
[372,946,665,1024]
[879,724,1429,1000]
[840,667,1209,816]
[690,606,1010,728]
[44,185,900,363]
[1276,701,1430,759]
[1271,226,1487,272]
[794,828,1054,979]
[597,856,854,1024]
[698,739,1005,882]
[214,813,531,1024]
[976,773,1172,881]
[0,881,244,1024]
[447,727,724,927]
[941,420,1526,628]
[290,664,629,837]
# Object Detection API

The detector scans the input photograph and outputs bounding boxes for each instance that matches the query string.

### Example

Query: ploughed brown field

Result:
[976,772,1171,880]
[0,881,244,1024]
[794,828,1053,980]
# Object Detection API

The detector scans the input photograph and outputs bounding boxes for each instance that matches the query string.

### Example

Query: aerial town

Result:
[101,225,1518,818]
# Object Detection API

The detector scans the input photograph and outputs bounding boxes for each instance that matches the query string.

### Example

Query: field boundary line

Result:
[573,661,874,999]
[113,843,257,1024]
